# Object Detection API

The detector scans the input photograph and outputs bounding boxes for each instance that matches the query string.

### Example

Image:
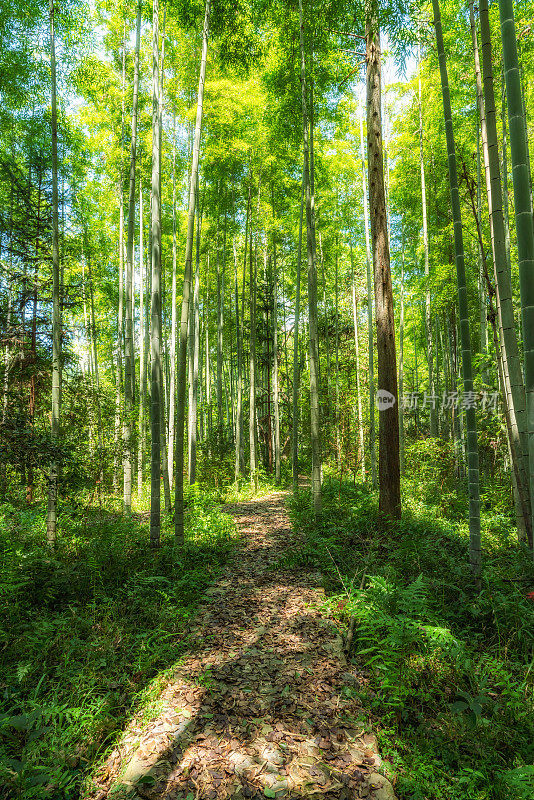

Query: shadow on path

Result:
[89,492,395,800]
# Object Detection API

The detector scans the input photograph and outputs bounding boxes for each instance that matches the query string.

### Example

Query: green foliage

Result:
[224,468,285,503]
[2,0,534,793]
[196,429,236,489]
[288,476,534,800]
[0,494,237,799]
[500,766,534,800]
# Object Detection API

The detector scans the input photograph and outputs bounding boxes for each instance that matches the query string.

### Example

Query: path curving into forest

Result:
[91,491,395,800]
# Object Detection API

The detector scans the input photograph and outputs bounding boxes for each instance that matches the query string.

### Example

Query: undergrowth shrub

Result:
[0,493,237,799]
[288,478,534,800]
[224,468,286,503]
[196,430,235,488]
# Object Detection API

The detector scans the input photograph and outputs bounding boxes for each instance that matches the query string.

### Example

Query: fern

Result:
[501,766,534,799]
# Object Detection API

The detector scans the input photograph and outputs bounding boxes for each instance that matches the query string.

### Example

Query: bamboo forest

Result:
[2,0,534,797]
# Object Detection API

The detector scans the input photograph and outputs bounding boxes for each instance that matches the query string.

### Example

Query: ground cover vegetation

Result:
[287,460,534,799]
[1,0,534,796]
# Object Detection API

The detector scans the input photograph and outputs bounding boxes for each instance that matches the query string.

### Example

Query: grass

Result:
[3,441,533,800]
[0,486,237,799]
[223,470,288,503]
[285,450,534,800]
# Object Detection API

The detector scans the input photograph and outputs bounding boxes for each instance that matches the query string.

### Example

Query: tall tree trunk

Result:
[272,210,281,484]
[479,0,531,538]
[131,241,136,405]
[498,70,528,534]
[468,1,527,537]
[123,0,141,514]
[414,329,419,436]
[433,0,481,572]
[249,187,260,493]
[187,248,195,476]
[319,233,329,410]
[1,187,14,432]
[160,359,171,512]
[280,262,290,388]
[366,1,400,519]
[27,176,42,502]
[234,185,250,480]
[417,49,437,437]
[168,116,178,488]
[463,157,524,506]
[150,0,162,547]
[1,290,11,426]
[114,19,127,493]
[189,207,200,483]
[335,239,340,470]
[501,69,513,283]
[476,124,489,383]
[264,247,272,473]
[351,244,366,481]
[468,1,491,386]
[83,262,94,449]
[188,182,201,485]
[216,211,224,435]
[46,0,61,546]
[175,0,210,542]
[138,185,146,496]
[359,98,377,487]
[85,237,103,466]
[223,360,231,436]
[205,258,212,437]
[114,189,125,493]
[439,312,452,440]
[516,40,534,224]
[292,172,304,492]
[499,0,534,547]
[299,0,321,513]
[233,237,242,478]
[398,234,405,476]
[434,316,441,431]
[199,279,205,444]
[469,0,496,261]
[229,312,235,440]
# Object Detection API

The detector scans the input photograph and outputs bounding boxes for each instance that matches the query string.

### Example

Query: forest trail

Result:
[93,491,395,800]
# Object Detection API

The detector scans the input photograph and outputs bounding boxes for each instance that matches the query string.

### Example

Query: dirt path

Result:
[92,491,395,800]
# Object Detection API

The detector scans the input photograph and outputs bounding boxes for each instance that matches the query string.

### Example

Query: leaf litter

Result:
[88,492,395,800]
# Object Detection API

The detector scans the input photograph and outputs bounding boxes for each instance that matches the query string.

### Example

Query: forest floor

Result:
[90,490,395,800]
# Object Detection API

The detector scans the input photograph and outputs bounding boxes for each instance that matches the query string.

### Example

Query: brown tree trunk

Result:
[299,0,321,513]
[366,2,401,519]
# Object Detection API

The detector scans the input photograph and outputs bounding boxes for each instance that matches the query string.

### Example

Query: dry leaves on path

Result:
[88,491,395,800]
